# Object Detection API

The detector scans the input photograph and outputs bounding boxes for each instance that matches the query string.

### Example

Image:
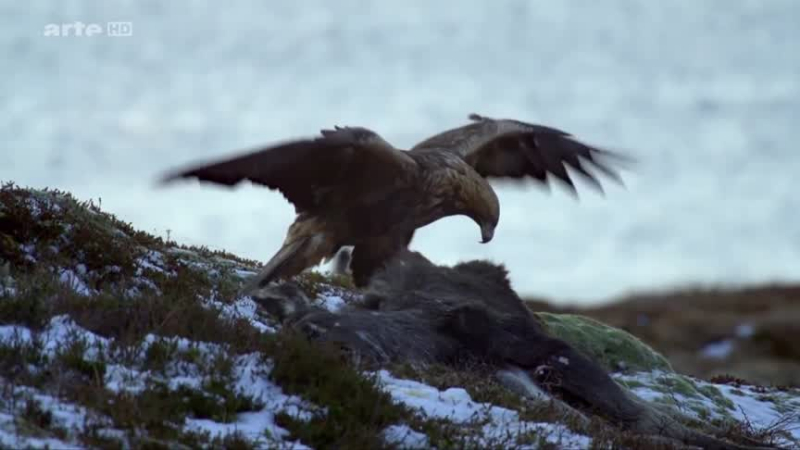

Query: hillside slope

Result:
[0,183,798,449]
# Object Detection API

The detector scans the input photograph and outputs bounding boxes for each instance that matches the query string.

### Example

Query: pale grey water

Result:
[2,0,799,303]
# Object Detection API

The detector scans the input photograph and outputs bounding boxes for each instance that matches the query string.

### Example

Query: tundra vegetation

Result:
[0,182,798,449]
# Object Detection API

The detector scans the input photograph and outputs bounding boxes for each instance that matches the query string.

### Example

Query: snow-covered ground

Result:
[3,283,798,448]
[376,370,592,449]
[0,315,315,449]
[616,370,800,448]
[3,1,800,303]
[2,309,798,448]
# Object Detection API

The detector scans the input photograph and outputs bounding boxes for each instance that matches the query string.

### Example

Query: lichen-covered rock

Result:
[536,312,674,373]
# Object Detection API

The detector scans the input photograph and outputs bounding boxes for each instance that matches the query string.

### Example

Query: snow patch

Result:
[317,292,347,312]
[0,285,16,296]
[20,244,36,263]
[136,250,167,274]
[104,364,148,394]
[204,297,277,334]
[39,315,109,359]
[58,269,93,296]
[0,325,33,345]
[712,382,800,443]
[0,319,317,449]
[613,371,800,447]
[382,424,430,449]
[0,412,77,450]
[184,353,313,448]
[376,370,592,448]
[0,384,114,450]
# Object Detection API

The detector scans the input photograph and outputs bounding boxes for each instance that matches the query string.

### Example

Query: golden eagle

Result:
[161,113,631,292]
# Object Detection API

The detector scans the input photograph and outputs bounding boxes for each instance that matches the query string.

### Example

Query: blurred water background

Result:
[2,0,798,303]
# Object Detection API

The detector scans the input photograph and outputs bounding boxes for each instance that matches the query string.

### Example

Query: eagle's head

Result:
[434,161,500,244]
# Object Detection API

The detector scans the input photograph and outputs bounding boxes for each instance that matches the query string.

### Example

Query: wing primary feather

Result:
[583,153,626,187]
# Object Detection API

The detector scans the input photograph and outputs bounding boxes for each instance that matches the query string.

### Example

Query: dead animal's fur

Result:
[253,251,776,450]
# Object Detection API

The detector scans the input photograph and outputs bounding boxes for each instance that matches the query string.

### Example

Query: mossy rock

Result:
[530,313,775,420]
[535,312,673,373]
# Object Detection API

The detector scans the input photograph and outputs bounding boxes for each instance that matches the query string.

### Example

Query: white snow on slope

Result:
[376,369,593,449]
[0,317,311,449]
[205,296,277,333]
[614,370,800,448]
[0,411,80,450]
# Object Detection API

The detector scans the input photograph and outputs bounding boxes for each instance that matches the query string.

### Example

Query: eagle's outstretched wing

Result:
[160,126,417,212]
[410,113,632,194]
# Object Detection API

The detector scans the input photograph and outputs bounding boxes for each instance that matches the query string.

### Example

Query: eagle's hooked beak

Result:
[480,223,495,244]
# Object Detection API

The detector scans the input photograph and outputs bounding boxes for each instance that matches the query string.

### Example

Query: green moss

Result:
[624,372,741,418]
[755,394,779,404]
[692,404,712,420]
[615,378,646,390]
[616,371,746,423]
[698,384,735,410]
[659,374,700,398]
[536,312,673,373]
[770,398,797,414]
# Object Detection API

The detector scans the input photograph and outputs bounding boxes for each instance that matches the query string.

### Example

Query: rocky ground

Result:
[0,182,798,449]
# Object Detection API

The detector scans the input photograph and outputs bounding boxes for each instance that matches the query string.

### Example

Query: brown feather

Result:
[412,114,633,196]
[160,126,417,213]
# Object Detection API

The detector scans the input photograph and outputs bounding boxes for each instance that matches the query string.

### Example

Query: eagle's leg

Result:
[350,231,415,287]
[240,219,338,296]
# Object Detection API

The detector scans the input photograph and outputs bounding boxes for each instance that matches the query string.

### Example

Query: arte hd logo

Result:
[43,21,133,37]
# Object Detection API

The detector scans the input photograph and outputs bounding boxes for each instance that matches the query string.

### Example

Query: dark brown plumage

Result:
[160,113,631,292]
